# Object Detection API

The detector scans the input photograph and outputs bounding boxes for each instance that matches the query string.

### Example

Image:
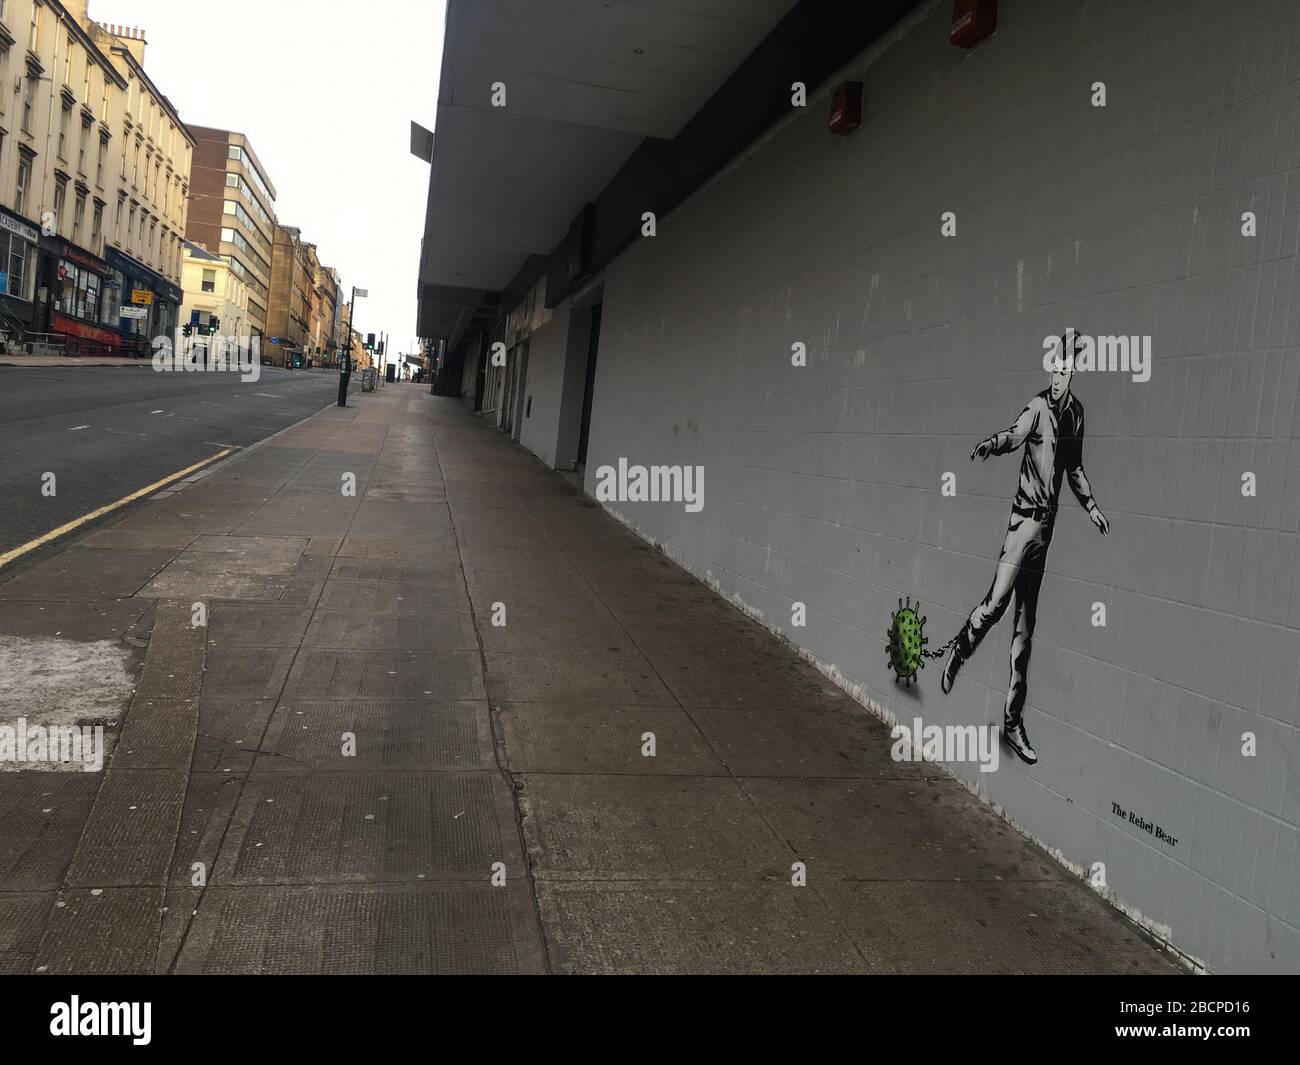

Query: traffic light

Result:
[377,338,385,356]
[209,316,220,332]
[366,333,375,350]
[182,323,192,337]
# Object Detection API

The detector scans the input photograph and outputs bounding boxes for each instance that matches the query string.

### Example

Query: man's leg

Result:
[942,516,1033,693]
[1002,530,1048,764]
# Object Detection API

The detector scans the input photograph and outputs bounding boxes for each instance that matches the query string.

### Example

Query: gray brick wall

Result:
[581,0,1300,972]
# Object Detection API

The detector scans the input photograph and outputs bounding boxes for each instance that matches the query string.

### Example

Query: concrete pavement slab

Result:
[233,495,359,537]
[535,881,867,975]
[65,769,189,887]
[204,602,315,648]
[192,698,279,773]
[483,649,675,705]
[316,576,469,614]
[0,893,50,974]
[0,597,153,642]
[0,547,175,601]
[283,649,486,701]
[518,774,791,881]
[113,698,200,771]
[818,881,1185,974]
[336,535,460,562]
[738,776,1067,882]
[0,774,100,890]
[497,703,726,775]
[200,647,296,700]
[210,771,524,884]
[300,609,479,651]
[172,883,546,974]
[35,887,165,974]
[255,700,494,772]
[689,706,946,780]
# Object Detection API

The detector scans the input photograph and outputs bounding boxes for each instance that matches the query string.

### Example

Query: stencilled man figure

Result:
[941,333,1110,765]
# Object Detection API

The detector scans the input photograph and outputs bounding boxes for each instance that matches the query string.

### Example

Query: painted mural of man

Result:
[941,333,1109,765]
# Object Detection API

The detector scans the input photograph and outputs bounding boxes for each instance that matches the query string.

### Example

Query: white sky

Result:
[92,0,445,358]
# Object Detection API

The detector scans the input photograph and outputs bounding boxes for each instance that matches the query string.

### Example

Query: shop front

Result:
[0,205,40,339]
[103,245,182,351]
[38,236,125,354]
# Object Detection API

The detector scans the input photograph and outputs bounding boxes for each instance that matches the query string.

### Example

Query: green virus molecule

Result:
[886,596,928,685]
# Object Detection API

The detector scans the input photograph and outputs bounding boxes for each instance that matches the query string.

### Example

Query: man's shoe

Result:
[1003,721,1038,765]
[941,646,965,694]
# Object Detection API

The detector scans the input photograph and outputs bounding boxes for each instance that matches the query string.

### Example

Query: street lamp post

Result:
[340,285,366,407]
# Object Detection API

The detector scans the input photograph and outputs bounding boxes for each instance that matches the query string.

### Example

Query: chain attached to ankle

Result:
[921,634,961,660]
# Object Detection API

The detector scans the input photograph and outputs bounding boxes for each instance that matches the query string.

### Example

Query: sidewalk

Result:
[0,354,152,367]
[0,384,1184,974]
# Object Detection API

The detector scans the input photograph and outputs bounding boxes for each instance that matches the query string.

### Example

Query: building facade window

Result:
[53,179,66,233]
[21,73,34,133]
[0,231,34,301]
[91,201,103,247]
[73,190,85,241]
[15,154,29,215]
[96,135,106,187]
[59,102,70,160]
[201,267,216,293]
[55,259,101,322]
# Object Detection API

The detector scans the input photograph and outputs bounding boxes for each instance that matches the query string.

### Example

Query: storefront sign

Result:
[0,211,39,245]
[130,288,153,305]
[120,305,149,320]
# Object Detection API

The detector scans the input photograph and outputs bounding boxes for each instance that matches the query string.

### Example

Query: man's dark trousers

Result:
[955,508,1053,729]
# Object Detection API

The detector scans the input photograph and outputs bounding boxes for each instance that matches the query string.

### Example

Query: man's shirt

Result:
[989,389,1096,514]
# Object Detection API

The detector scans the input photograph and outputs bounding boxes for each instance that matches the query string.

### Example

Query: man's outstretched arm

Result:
[971,398,1040,461]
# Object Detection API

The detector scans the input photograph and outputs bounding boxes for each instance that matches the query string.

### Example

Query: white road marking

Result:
[150,409,163,414]
[69,425,90,431]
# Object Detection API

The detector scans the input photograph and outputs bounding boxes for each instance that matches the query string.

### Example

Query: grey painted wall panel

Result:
[580,0,1300,972]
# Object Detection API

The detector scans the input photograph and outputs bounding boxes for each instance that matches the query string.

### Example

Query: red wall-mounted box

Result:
[829,81,862,135]
[951,0,997,48]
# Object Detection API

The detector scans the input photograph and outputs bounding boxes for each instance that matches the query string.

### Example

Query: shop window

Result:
[0,232,32,302]
[54,259,101,322]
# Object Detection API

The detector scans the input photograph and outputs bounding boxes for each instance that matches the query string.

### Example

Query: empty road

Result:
[0,365,339,559]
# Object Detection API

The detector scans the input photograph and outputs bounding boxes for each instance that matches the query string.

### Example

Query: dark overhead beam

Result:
[540,0,922,307]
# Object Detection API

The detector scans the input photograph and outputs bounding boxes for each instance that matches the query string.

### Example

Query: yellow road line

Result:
[0,448,236,570]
